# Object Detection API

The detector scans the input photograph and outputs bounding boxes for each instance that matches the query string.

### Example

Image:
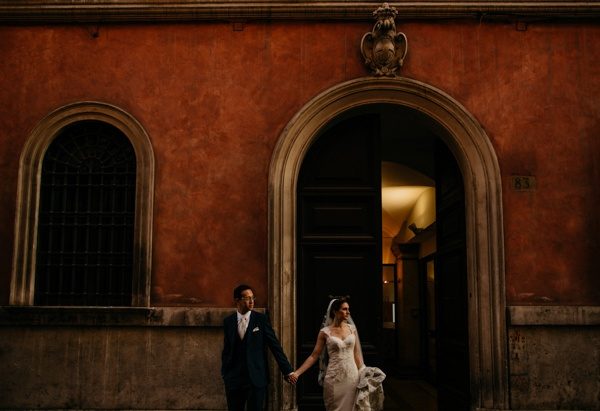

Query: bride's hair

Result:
[327,295,350,320]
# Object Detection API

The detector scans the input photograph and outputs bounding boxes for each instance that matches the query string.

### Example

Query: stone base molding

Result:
[509,305,600,325]
[0,306,246,327]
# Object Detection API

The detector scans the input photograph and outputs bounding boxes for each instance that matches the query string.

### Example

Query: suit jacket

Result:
[221,310,293,389]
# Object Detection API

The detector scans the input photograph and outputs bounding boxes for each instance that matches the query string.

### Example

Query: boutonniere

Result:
[253,327,260,332]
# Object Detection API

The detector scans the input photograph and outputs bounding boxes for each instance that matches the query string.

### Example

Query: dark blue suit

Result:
[221,310,293,410]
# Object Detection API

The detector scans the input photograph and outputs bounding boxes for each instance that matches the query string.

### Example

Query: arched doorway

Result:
[268,77,508,411]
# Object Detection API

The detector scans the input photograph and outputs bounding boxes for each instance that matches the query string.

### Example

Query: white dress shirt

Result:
[237,311,251,339]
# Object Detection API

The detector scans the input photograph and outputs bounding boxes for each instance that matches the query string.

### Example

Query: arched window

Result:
[35,121,137,306]
[11,102,154,307]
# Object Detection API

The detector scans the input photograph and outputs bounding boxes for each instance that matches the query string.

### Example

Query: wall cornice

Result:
[1,1,599,24]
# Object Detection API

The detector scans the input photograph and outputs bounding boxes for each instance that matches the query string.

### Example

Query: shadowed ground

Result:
[383,378,437,411]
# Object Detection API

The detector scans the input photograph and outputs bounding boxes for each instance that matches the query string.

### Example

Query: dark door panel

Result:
[299,194,380,240]
[297,114,382,410]
[299,117,380,191]
[435,141,470,411]
[298,244,381,348]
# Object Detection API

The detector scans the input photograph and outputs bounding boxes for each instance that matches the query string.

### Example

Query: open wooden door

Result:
[434,141,470,410]
[296,114,382,410]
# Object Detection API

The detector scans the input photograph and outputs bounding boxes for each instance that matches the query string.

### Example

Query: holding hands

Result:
[286,372,298,385]
[287,327,328,387]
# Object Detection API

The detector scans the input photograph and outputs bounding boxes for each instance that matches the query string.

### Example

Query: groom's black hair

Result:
[234,284,253,300]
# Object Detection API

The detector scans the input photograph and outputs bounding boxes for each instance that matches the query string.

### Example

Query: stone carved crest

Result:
[361,3,408,76]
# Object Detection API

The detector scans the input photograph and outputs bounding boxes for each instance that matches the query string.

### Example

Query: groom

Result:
[221,284,297,411]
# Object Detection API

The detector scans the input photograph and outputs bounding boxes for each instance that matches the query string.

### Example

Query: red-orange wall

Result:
[0,21,598,307]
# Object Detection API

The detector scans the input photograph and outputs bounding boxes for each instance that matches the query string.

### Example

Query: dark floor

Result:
[383,377,437,411]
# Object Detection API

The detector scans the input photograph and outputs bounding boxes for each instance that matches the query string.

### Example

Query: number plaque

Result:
[510,175,536,191]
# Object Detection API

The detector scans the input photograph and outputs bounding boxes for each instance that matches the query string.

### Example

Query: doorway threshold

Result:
[383,377,437,411]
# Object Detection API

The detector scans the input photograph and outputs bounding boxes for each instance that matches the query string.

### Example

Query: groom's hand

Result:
[285,372,298,385]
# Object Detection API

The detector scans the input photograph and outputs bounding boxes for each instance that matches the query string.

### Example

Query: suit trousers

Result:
[225,383,266,411]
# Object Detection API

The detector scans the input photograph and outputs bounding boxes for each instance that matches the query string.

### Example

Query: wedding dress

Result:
[317,298,385,411]
[321,325,360,411]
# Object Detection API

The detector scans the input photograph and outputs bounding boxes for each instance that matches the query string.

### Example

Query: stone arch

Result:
[10,101,155,307]
[268,77,508,410]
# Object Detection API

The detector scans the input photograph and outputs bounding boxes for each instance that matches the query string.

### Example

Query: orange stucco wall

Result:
[0,21,598,307]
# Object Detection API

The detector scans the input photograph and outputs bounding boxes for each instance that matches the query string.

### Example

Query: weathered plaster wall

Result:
[507,306,600,409]
[0,21,598,308]
[509,325,600,409]
[0,19,599,411]
[0,325,226,409]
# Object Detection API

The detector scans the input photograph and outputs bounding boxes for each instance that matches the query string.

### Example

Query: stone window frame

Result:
[268,77,509,410]
[10,101,155,307]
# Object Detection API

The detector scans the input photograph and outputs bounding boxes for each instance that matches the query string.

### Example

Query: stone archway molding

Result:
[10,101,155,307]
[268,77,508,410]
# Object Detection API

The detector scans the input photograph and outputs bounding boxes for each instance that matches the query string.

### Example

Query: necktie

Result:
[238,316,247,339]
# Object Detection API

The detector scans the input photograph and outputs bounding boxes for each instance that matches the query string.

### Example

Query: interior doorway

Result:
[268,77,508,411]
[295,104,469,410]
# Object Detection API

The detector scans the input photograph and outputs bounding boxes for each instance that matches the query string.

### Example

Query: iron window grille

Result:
[34,120,136,306]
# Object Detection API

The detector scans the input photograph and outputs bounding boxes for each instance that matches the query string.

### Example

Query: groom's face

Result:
[236,289,255,314]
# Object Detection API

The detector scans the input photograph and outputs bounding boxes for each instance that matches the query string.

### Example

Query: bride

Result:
[290,297,385,411]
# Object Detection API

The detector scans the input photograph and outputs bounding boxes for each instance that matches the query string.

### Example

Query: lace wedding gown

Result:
[321,325,360,411]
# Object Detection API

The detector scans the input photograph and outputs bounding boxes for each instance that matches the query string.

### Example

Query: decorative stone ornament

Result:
[361,3,408,77]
